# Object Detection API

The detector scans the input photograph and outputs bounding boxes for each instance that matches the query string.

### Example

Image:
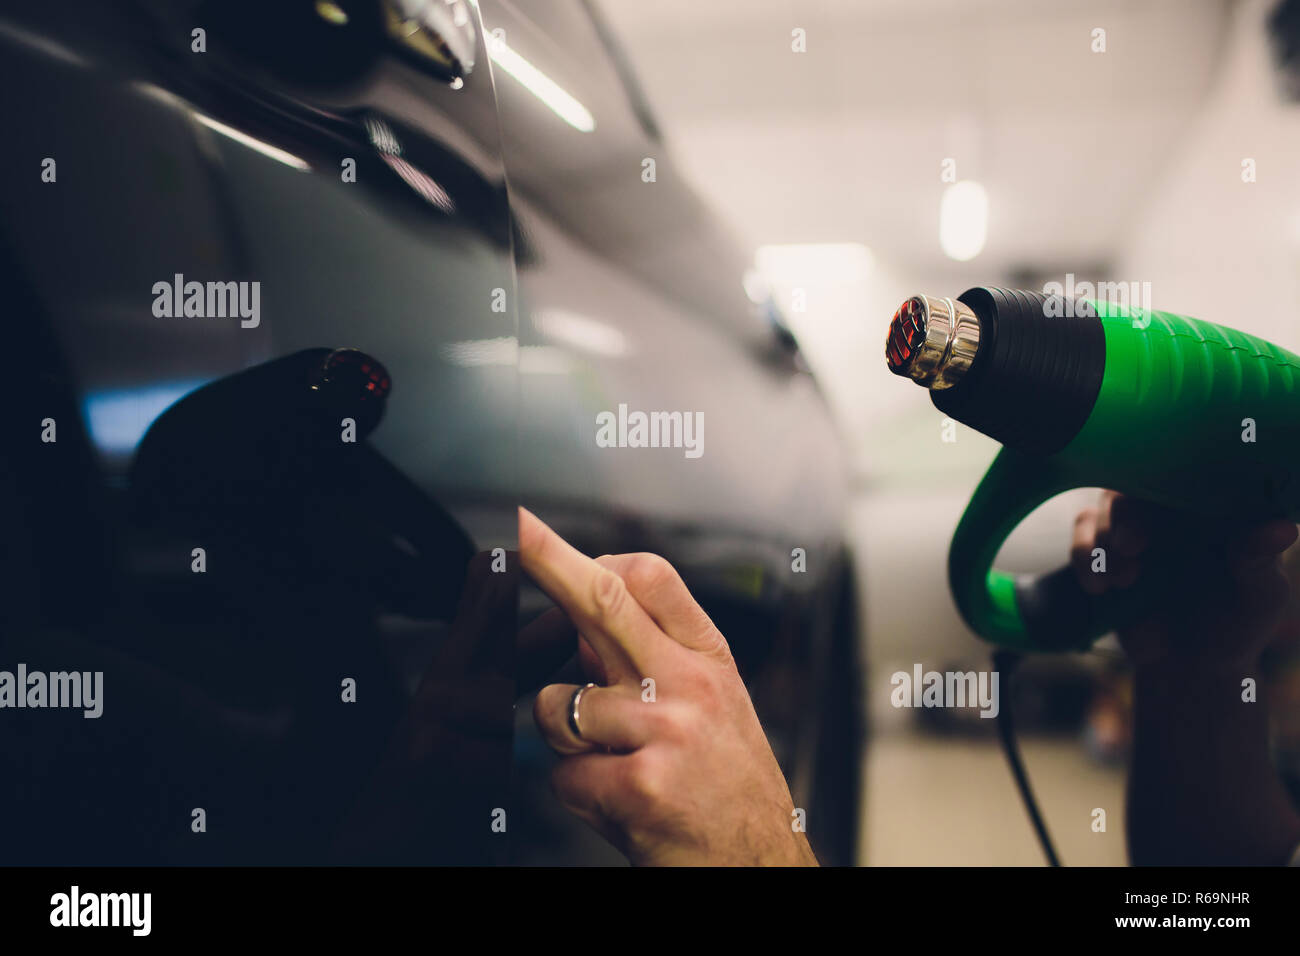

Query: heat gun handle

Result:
[948,447,1146,651]
[1011,565,1153,651]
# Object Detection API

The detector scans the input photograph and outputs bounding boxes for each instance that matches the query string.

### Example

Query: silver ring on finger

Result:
[568,682,596,741]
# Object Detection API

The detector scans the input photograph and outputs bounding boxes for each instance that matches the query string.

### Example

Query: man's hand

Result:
[519,507,817,866]
[1071,490,1297,668]
[1070,490,1300,865]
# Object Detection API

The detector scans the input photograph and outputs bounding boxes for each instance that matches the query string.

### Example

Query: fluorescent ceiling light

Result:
[489,40,594,132]
[940,181,988,262]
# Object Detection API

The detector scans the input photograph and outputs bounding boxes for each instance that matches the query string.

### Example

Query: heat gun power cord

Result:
[992,649,1062,866]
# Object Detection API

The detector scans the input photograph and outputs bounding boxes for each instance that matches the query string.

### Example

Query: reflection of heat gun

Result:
[887,288,1300,651]
[132,348,474,621]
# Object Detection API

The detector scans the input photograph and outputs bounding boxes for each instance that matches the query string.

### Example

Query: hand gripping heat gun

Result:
[886,288,1300,651]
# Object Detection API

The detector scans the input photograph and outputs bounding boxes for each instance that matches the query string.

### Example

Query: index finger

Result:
[518,507,665,678]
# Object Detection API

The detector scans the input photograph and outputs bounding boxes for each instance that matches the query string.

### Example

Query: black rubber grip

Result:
[933,287,1106,455]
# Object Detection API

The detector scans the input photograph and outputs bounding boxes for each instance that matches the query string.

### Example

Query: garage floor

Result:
[862,729,1128,866]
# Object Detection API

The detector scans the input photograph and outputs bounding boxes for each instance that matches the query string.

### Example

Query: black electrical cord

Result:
[992,649,1061,866]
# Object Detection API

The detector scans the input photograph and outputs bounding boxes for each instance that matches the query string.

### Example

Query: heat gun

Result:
[886,287,1300,651]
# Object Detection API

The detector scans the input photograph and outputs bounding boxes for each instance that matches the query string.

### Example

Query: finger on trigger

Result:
[1090,492,1141,588]
[1072,507,1107,595]
[1107,493,1154,556]
[1093,490,1116,545]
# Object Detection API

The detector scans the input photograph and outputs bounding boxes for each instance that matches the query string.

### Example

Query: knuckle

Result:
[645,700,690,742]
[591,567,628,619]
[625,552,676,592]
[700,625,734,662]
[533,685,570,741]
[680,657,727,700]
[620,751,667,808]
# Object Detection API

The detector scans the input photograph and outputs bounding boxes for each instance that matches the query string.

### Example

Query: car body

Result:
[0,0,861,865]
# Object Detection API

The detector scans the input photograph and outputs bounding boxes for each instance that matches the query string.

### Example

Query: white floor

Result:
[862,730,1128,866]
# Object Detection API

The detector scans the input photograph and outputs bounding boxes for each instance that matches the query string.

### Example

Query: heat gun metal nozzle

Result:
[886,286,1110,455]
[885,294,981,390]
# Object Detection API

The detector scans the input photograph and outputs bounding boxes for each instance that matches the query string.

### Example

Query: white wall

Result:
[1115,0,1300,354]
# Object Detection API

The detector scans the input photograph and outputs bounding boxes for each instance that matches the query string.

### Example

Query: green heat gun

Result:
[885,288,1300,651]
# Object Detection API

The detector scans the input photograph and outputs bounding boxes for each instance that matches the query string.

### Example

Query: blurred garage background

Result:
[594,0,1300,864]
